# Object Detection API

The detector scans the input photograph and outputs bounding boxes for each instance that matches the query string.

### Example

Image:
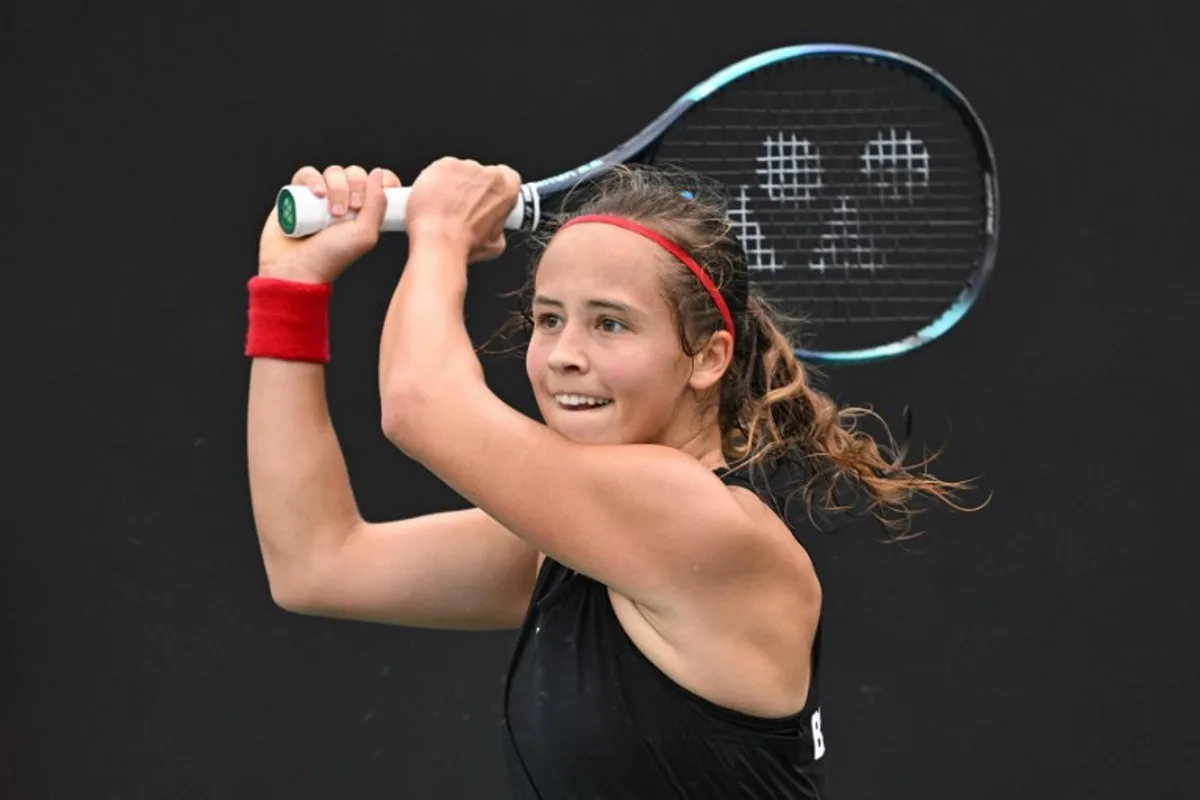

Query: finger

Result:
[291,165,326,197]
[354,168,388,235]
[323,165,349,217]
[344,165,368,211]
[492,233,509,257]
[474,233,508,264]
[496,165,522,193]
[380,169,402,189]
[489,165,522,224]
[484,165,521,206]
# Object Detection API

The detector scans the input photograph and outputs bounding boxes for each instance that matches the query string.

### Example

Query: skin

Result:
[526,221,728,462]
[521,223,822,718]
[253,161,821,719]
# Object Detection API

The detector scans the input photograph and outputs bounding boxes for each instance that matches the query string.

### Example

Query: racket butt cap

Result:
[277,186,329,238]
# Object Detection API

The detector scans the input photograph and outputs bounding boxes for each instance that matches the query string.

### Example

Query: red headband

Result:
[556,214,736,342]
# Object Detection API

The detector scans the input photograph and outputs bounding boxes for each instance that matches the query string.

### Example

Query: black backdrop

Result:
[6,1,1199,798]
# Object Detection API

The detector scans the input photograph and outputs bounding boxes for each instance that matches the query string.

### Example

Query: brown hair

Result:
[490,165,980,536]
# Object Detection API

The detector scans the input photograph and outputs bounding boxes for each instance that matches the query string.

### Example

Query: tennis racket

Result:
[276,44,998,364]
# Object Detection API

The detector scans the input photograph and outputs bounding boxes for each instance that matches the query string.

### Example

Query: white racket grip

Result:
[276,185,540,238]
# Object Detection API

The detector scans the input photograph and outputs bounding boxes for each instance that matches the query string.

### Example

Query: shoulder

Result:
[614,476,823,717]
[723,477,822,595]
[692,459,824,623]
[647,455,821,611]
[578,447,809,609]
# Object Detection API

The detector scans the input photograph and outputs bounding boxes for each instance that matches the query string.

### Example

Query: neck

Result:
[663,407,727,470]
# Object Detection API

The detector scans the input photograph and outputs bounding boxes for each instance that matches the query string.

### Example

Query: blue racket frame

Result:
[529,44,1000,365]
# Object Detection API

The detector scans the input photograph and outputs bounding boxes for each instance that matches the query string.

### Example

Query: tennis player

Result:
[246,159,965,798]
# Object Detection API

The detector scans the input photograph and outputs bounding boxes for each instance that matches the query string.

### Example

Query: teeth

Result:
[555,394,612,407]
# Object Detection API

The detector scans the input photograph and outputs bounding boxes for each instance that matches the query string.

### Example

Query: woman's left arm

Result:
[379,160,790,612]
[377,229,481,394]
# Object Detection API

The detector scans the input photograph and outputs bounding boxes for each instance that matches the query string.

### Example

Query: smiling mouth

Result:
[553,393,613,411]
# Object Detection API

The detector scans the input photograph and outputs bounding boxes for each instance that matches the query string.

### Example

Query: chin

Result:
[548,420,620,445]
[542,408,624,445]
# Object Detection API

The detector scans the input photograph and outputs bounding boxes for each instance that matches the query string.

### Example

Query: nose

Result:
[546,324,590,374]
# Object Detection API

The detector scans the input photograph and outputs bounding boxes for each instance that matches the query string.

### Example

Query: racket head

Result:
[536,45,999,364]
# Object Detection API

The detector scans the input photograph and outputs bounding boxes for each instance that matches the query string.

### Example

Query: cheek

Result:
[524,338,548,383]
[594,358,641,394]
[599,345,687,400]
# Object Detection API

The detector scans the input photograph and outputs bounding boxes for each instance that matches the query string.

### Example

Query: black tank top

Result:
[501,461,829,799]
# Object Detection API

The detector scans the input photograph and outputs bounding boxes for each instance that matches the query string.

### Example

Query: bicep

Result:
[285,507,538,630]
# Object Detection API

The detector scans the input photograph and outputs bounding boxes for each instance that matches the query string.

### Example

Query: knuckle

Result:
[490,166,519,190]
[292,165,320,183]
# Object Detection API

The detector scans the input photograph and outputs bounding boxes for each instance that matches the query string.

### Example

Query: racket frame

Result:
[530,43,1000,364]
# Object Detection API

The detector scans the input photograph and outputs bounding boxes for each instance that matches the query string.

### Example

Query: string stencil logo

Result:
[860,127,931,199]
[729,186,782,271]
[729,128,934,270]
[756,133,823,201]
[808,196,884,272]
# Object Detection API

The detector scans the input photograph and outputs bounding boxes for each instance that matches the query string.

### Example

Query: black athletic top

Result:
[501,461,829,799]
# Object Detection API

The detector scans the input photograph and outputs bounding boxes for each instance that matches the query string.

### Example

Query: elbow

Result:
[382,366,481,455]
[262,554,325,615]
[267,574,316,615]
[380,379,436,453]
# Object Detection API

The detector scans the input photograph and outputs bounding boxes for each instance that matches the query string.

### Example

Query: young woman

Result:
[246,159,965,798]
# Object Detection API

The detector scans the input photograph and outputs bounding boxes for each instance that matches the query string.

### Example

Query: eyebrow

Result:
[532,295,639,315]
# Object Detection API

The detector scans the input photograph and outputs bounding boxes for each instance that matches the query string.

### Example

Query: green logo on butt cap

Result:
[278,190,297,235]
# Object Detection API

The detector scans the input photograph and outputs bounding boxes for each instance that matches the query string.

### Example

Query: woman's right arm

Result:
[246,164,537,630]
[247,333,538,630]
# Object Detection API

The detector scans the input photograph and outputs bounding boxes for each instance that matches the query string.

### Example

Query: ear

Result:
[687,330,734,393]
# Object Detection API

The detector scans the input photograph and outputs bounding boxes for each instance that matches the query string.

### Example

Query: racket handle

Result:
[275,185,540,238]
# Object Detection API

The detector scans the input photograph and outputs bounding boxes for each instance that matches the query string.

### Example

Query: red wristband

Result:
[245,276,334,363]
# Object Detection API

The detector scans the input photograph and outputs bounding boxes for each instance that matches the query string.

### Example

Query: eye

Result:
[534,312,562,329]
[598,317,628,334]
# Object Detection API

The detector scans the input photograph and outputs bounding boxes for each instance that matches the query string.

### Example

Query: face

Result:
[525,223,729,449]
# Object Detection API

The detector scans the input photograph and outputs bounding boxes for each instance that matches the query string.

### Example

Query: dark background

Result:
[6,1,1198,798]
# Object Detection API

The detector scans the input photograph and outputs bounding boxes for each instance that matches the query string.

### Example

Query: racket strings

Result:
[653,57,989,352]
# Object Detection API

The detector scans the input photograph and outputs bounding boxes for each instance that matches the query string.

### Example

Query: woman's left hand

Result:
[405,157,522,263]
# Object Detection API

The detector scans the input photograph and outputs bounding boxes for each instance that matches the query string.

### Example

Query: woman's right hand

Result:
[257,165,403,284]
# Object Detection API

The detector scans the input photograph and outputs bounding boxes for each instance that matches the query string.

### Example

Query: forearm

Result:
[247,357,361,596]
[378,235,483,403]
